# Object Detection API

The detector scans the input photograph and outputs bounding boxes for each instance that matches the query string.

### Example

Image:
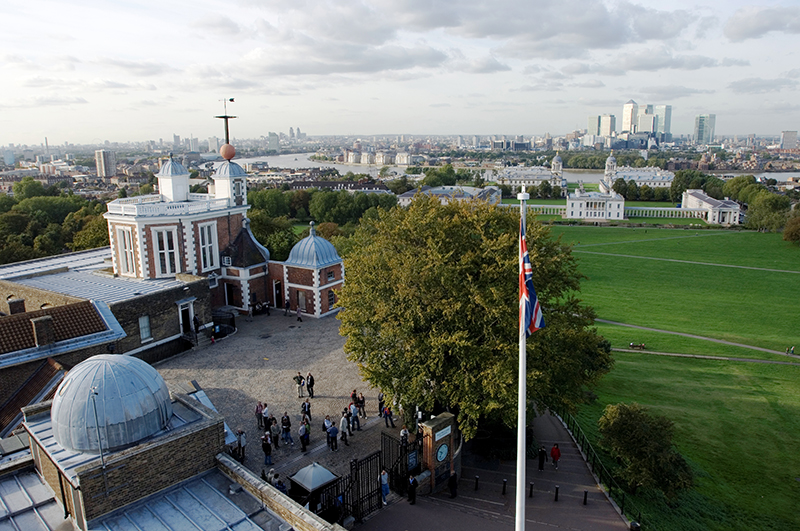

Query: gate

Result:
[350,451,382,522]
[317,475,351,525]
[381,432,415,496]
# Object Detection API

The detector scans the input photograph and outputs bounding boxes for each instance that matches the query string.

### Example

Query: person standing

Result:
[306,372,315,398]
[301,398,312,421]
[270,418,281,450]
[384,406,395,428]
[237,429,247,462]
[323,415,334,448]
[344,408,354,436]
[262,432,272,465]
[537,446,548,471]
[302,418,311,450]
[340,411,350,446]
[327,423,339,451]
[284,298,290,316]
[299,421,307,452]
[378,392,385,417]
[407,474,418,505]
[262,402,270,429]
[255,402,264,429]
[357,392,367,418]
[448,471,458,499]
[294,372,305,398]
[550,443,561,470]
[296,306,303,322]
[281,412,294,446]
[350,402,361,431]
[400,425,409,447]
[792,346,795,355]
[380,469,390,505]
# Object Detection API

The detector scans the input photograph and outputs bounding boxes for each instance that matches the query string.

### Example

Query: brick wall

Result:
[288,268,313,286]
[0,281,83,314]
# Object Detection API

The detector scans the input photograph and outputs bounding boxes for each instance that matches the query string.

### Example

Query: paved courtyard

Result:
[156,311,392,479]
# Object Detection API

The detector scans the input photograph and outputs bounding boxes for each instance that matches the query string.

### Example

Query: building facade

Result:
[694,114,716,145]
[95,150,116,178]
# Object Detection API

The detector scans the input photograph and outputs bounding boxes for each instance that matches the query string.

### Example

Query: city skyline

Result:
[1,0,799,146]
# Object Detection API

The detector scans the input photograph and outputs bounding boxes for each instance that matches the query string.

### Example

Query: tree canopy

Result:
[337,196,612,439]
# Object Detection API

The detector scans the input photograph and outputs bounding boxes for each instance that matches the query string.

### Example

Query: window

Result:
[118,227,135,276]
[327,271,335,281]
[153,228,179,277]
[198,222,217,271]
[139,315,152,342]
[328,290,335,308]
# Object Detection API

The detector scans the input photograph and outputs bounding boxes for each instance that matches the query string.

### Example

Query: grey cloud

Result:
[562,63,591,75]
[512,81,563,92]
[190,15,242,36]
[523,65,545,75]
[785,69,800,79]
[462,56,511,74]
[572,80,605,88]
[639,85,714,100]
[728,78,795,94]
[720,58,750,67]
[724,6,800,42]
[616,48,718,71]
[97,59,176,76]
[430,103,451,107]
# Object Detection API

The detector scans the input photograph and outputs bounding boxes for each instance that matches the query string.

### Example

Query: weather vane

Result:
[215,98,236,145]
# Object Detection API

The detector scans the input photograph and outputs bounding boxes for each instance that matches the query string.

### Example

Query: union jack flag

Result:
[520,219,545,337]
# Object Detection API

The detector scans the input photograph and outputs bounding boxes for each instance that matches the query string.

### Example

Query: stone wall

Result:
[0,280,83,314]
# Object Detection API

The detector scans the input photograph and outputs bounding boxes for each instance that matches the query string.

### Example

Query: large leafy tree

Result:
[598,403,693,498]
[337,196,612,439]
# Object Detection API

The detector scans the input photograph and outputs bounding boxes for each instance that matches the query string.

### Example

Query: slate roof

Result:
[221,223,269,267]
[0,358,65,438]
[0,301,107,355]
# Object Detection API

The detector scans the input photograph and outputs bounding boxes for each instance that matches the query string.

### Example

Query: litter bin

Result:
[629,522,641,531]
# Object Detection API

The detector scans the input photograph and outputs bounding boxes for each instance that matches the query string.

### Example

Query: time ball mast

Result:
[220,143,236,161]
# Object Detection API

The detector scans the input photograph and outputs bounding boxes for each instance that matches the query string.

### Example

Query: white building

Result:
[398,185,502,207]
[495,154,567,194]
[599,153,674,193]
[567,190,625,220]
[600,115,616,137]
[780,131,797,150]
[622,100,638,132]
[681,189,741,226]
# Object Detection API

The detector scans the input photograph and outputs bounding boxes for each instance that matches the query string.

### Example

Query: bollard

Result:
[502,479,507,495]
[529,482,534,498]
[583,490,588,505]
[554,485,559,502]
[475,475,479,491]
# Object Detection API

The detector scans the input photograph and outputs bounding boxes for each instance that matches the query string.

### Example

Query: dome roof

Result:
[606,152,616,163]
[214,160,247,179]
[51,355,173,453]
[158,155,189,177]
[284,222,342,269]
[552,153,562,163]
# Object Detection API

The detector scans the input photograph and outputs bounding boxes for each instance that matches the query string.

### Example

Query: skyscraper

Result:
[780,131,797,150]
[95,150,117,178]
[622,100,638,132]
[208,136,219,153]
[599,115,616,137]
[588,116,601,136]
[637,113,657,134]
[268,132,280,153]
[654,105,672,136]
[694,114,716,145]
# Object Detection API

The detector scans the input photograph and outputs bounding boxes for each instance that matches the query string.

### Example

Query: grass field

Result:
[546,225,800,530]
[576,353,800,531]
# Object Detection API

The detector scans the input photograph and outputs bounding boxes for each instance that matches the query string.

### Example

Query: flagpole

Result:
[516,190,529,531]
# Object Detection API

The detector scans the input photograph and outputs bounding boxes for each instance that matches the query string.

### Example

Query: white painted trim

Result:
[197,220,219,273]
[150,226,181,278]
[183,219,197,274]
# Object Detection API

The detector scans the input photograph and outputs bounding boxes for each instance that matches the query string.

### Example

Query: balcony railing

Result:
[107,194,230,216]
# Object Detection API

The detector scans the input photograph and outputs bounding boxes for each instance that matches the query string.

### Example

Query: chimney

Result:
[8,299,25,314]
[31,316,55,347]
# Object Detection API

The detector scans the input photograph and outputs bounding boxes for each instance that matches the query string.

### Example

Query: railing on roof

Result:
[107,196,231,216]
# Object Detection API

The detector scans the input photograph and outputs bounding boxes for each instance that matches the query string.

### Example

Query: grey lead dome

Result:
[51,355,173,453]
[284,221,342,269]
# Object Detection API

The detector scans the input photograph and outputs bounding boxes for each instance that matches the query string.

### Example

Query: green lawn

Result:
[575,353,800,531]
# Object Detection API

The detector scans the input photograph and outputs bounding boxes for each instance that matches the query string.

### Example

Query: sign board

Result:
[435,425,451,442]
[407,450,418,470]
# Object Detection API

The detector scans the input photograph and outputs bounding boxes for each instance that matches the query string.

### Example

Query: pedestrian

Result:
[350,402,361,431]
[284,299,290,316]
[262,402,270,429]
[448,471,458,498]
[358,392,367,418]
[408,474,418,505]
[400,425,409,447]
[340,411,350,446]
[270,418,281,450]
[276,480,288,495]
[266,468,275,485]
[416,424,424,450]
[378,392,385,417]
[299,421,307,452]
[271,473,279,487]
[384,406,395,428]
[380,469,390,505]
[296,307,303,322]
[306,372,315,398]
[281,412,294,446]
[327,423,339,451]
[344,407,353,436]
[787,347,791,355]
[323,415,333,448]
[294,372,305,398]
[193,314,200,335]
[350,389,358,404]
[301,398,311,421]
[792,346,795,355]
[262,432,272,465]
[237,429,247,462]
[537,446,548,471]
[551,443,561,470]
[302,418,311,449]
[255,401,264,429]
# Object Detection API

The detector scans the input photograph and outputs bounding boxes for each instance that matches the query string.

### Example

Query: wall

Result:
[0,281,83,314]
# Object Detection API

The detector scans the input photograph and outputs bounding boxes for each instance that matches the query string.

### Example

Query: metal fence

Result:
[380,432,409,496]
[315,450,383,525]
[554,408,653,530]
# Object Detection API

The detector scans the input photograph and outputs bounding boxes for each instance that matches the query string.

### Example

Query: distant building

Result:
[398,185,501,207]
[566,190,625,220]
[588,115,601,136]
[268,132,280,153]
[599,114,616,137]
[599,152,674,192]
[654,104,672,136]
[208,136,219,153]
[3,150,13,166]
[95,149,116,178]
[637,112,657,134]
[681,189,741,226]
[622,100,638,132]
[694,114,716,145]
[780,131,797,150]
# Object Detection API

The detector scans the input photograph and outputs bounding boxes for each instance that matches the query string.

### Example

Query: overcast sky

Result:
[1,0,798,146]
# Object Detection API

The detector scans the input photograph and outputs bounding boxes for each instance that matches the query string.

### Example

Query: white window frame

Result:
[117,227,136,276]
[327,270,335,281]
[139,315,152,343]
[152,227,180,278]
[328,290,335,308]
[198,222,218,272]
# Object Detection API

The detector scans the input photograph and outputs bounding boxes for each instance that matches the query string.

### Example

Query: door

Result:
[225,283,236,307]
[274,280,282,307]
[298,291,306,312]
[180,304,192,335]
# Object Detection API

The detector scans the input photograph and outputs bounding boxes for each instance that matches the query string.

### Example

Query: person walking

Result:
[378,392,385,417]
[301,398,311,421]
[383,406,395,428]
[407,474,418,505]
[792,346,795,355]
[293,372,305,398]
[255,402,264,429]
[306,372,315,398]
[380,469,390,505]
[550,443,561,470]
[400,425,409,447]
[262,432,272,465]
[537,446,548,471]
[299,421,307,452]
[301,418,311,450]
[448,471,458,499]
[296,307,303,322]
[284,299,290,316]
[327,423,339,451]
[340,411,350,446]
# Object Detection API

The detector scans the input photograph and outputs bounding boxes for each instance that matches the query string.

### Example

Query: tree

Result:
[70,215,110,250]
[538,181,552,199]
[722,175,756,201]
[612,178,627,195]
[337,196,612,439]
[12,177,47,199]
[118,187,128,198]
[639,184,654,201]
[745,192,790,232]
[598,402,693,498]
[783,216,800,244]
[250,189,290,218]
[625,181,639,201]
